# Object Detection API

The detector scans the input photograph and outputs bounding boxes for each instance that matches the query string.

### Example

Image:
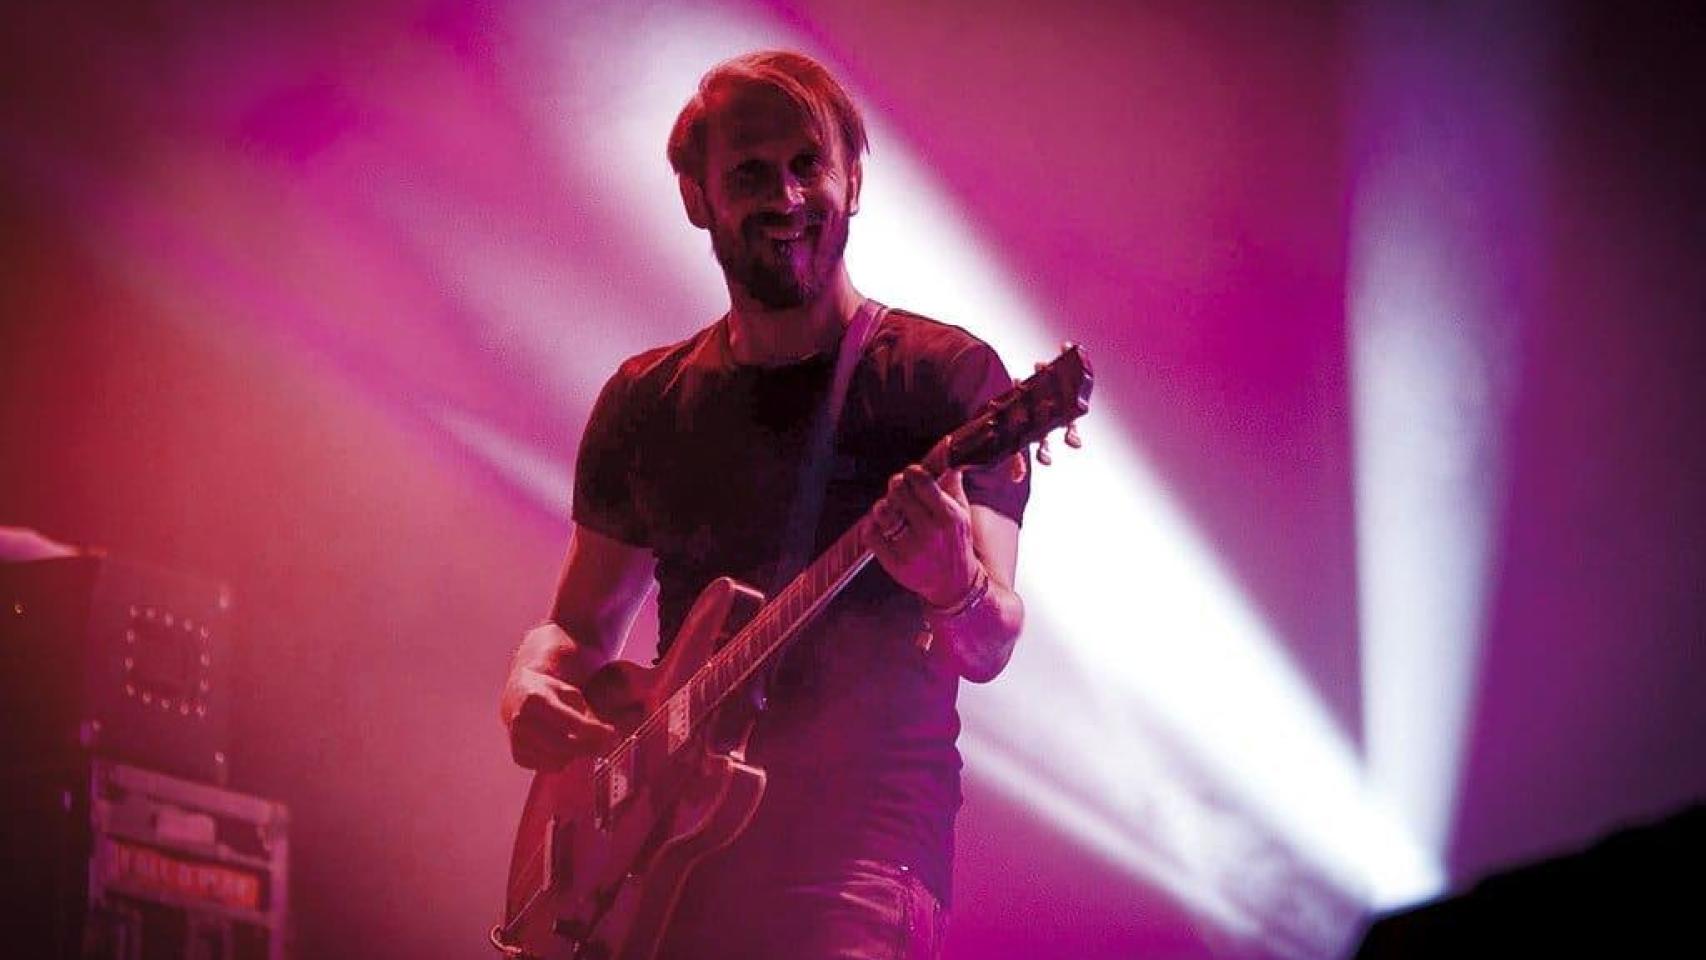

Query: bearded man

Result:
[501,49,1029,959]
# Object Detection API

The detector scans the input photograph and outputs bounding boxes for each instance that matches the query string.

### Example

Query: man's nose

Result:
[764,170,806,212]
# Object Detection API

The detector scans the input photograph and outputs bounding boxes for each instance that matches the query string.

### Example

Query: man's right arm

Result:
[501,524,656,770]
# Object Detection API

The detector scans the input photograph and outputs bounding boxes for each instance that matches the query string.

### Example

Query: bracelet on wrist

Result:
[914,567,991,658]
[926,566,991,619]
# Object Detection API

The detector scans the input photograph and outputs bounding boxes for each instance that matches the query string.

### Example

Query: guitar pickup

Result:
[666,689,691,753]
[592,741,637,829]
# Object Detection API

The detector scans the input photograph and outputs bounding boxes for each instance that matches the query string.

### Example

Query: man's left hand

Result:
[863,465,981,607]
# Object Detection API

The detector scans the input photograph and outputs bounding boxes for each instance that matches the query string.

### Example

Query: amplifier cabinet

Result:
[1,555,233,784]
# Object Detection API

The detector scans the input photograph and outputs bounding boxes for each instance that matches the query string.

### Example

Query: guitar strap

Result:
[774,297,885,588]
[766,297,886,693]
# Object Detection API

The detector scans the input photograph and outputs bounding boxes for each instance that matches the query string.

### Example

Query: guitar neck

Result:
[687,437,953,719]
[688,522,871,719]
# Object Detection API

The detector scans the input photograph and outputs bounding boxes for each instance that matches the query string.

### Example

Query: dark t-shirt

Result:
[572,307,1029,903]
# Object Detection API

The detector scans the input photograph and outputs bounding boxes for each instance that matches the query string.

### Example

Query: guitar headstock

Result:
[945,343,1093,471]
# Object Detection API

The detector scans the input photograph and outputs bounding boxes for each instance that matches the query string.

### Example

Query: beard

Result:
[711,208,849,310]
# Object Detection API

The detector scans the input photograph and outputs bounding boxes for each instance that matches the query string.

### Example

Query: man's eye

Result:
[794,154,824,178]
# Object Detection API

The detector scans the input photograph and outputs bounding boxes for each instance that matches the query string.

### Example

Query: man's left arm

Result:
[866,465,1024,683]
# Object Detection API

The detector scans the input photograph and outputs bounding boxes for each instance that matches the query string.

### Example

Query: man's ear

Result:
[679,175,711,229]
[847,160,863,217]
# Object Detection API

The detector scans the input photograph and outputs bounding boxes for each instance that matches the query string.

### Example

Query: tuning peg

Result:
[1037,420,1084,467]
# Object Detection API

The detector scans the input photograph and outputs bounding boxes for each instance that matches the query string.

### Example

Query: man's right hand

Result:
[505,525,654,770]
[501,625,617,771]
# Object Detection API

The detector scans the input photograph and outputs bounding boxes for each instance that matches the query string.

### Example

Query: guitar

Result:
[492,343,1093,960]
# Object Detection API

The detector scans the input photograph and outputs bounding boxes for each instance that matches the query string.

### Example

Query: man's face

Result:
[699,85,858,310]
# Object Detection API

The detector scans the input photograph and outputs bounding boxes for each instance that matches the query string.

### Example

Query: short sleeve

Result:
[943,341,1031,527]
[571,367,651,547]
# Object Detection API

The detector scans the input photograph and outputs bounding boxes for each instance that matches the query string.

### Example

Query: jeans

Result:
[654,857,947,960]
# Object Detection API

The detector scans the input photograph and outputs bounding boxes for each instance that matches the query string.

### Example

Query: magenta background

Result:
[3,1,1702,957]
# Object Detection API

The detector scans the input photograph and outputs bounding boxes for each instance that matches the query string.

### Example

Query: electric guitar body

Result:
[496,577,768,960]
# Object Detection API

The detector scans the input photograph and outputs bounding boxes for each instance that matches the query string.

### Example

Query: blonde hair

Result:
[667,50,869,185]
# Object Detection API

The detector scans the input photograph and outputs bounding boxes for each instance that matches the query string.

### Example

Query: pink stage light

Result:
[1349,0,1548,907]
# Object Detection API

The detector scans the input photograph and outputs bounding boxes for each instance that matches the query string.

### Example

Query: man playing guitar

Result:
[500,50,1030,959]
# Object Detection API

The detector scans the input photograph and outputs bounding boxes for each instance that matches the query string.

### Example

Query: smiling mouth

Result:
[760,224,813,242]
[752,214,822,241]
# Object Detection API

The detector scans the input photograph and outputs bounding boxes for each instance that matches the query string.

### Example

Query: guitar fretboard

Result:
[593,517,876,818]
